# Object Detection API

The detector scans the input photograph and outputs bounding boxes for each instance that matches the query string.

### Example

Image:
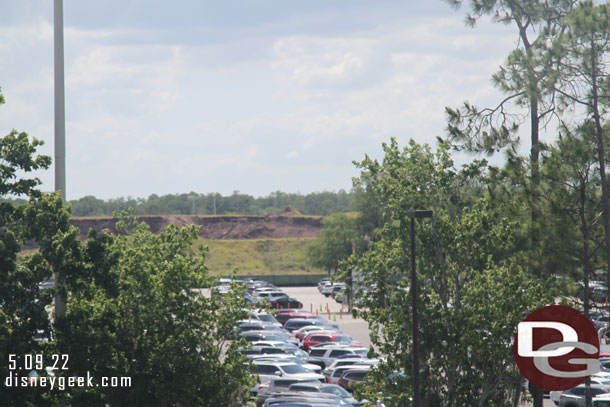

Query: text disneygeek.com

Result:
[5,372,132,391]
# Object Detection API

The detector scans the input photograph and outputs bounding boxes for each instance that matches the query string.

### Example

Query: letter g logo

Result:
[513,305,600,391]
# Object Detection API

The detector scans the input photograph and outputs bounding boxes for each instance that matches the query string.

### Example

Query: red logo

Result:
[513,305,600,391]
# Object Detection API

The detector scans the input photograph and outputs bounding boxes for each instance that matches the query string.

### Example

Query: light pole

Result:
[188,194,198,215]
[54,0,66,319]
[407,208,432,407]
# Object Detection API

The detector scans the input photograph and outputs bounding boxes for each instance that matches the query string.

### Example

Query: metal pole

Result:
[410,215,420,407]
[54,0,66,319]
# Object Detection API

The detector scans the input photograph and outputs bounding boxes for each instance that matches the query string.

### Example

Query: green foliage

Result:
[306,213,358,275]
[0,126,65,405]
[443,0,575,155]
[69,190,353,217]
[57,215,255,406]
[0,88,255,405]
[347,138,554,406]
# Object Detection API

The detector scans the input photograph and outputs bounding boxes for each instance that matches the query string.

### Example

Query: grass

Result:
[196,238,324,276]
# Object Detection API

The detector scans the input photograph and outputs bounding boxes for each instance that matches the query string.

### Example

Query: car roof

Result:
[253,360,298,366]
[306,332,344,338]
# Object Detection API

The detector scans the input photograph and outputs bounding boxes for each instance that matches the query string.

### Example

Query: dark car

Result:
[269,296,303,309]
[275,311,316,326]
[284,318,332,333]
[337,369,369,393]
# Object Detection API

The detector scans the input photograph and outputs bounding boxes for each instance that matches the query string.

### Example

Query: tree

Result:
[347,139,554,406]
[444,0,575,282]
[553,1,610,326]
[0,86,255,406]
[57,216,255,406]
[306,213,358,276]
[0,89,68,405]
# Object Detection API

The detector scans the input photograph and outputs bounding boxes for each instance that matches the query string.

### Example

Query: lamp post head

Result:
[407,209,433,219]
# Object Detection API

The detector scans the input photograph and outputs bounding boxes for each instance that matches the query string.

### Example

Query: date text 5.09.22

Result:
[8,354,69,371]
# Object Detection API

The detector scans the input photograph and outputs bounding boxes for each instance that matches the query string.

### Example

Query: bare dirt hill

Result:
[70,208,323,240]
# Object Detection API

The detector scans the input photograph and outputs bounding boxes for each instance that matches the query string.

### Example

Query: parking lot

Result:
[281,286,610,407]
[281,286,372,349]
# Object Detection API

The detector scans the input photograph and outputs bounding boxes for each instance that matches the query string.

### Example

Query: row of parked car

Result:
[227,278,382,407]
[317,277,377,305]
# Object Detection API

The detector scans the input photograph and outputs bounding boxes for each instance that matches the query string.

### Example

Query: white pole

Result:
[54,0,66,319]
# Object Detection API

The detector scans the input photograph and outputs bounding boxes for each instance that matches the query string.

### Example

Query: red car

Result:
[301,333,362,351]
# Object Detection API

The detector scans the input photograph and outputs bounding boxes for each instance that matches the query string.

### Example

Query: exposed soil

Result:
[70,207,323,240]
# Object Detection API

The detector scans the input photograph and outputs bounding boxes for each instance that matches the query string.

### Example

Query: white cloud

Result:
[0,3,524,200]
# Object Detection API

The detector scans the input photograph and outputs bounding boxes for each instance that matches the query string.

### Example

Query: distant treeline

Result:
[2,190,353,217]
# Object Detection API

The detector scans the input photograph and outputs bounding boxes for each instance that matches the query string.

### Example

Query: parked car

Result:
[329,365,372,385]
[323,358,379,379]
[251,354,322,373]
[245,345,308,358]
[331,283,346,299]
[284,317,333,333]
[287,381,363,405]
[321,283,335,297]
[269,296,303,309]
[318,278,331,292]
[238,322,288,334]
[338,369,370,393]
[256,377,327,406]
[307,346,369,369]
[294,325,338,340]
[246,311,282,327]
[240,331,299,346]
[252,360,325,384]
[275,310,316,326]
[594,397,610,407]
[558,384,610,407]
[302,333,361,351]
[261,392,353,407]
[551,377,610,404]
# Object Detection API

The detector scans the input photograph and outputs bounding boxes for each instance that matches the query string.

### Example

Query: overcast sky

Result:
[0,1,520,200]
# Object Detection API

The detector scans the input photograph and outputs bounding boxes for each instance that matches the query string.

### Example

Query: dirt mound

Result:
[70,214,323,240]
[265,206,302,217]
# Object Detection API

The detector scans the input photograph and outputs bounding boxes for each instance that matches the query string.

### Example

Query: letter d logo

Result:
[518,321,577,357]
[513,305,599,391]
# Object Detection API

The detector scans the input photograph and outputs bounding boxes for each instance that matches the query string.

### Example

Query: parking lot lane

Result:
[282,286,372,349]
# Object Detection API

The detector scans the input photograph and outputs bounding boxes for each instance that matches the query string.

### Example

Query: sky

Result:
[0,1,521,201]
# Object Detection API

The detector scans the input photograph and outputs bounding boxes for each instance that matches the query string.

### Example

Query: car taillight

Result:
[328,378,331,383]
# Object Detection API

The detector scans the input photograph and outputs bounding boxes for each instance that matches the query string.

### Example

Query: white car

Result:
[321,283,334,297]
[323,358,379,379]
[551,377,610,405]
[250,354,323,373]
[252,360,325,384]
[307,346,369,369]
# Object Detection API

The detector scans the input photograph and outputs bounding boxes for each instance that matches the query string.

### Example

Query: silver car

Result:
[558,384,610,407]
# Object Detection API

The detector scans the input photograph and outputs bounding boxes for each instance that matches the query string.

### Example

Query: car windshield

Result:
[285,348,307,357]
[347,371,367,380]
[257,314,277,323]
[281,364,309,374]
[334,336,350,343]
[354,349,368,356]
[322,385,350,397]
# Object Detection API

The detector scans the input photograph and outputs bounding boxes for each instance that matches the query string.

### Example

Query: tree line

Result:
[0,190,353,217]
